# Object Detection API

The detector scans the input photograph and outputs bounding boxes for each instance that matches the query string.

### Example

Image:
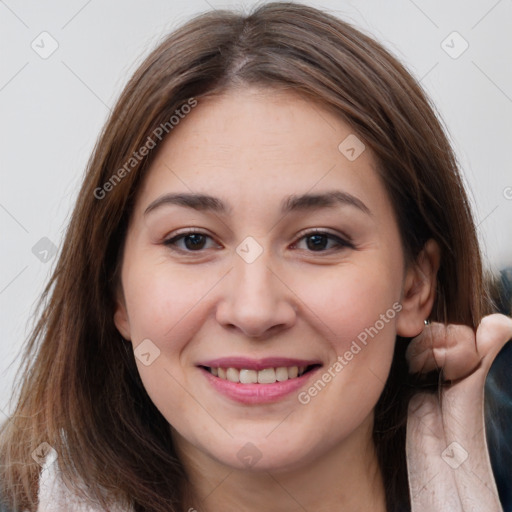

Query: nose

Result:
[215,246,298,339]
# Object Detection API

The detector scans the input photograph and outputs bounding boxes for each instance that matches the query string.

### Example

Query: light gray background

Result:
[1,0,511,416]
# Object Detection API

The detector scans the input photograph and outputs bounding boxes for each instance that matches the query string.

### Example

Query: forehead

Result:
[134,87,393,223]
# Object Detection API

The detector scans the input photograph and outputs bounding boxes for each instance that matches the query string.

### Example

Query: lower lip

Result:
[199,366,322,404]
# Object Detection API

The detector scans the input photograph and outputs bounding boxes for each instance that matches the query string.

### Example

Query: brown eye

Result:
[305,233,331,251]
[293,230,353,252]
[163,231,218,252]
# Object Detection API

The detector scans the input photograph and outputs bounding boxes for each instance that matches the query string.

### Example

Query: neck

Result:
[175,413,387,512]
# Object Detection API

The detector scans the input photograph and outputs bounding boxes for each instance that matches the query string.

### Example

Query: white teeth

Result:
[209,365,310,384]
[288,366,298,379]
[226,368,239,382]
[239,369,258,384]
[275,367,289,381]
[258,368,276,384]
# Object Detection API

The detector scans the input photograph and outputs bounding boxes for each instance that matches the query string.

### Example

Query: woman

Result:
[1,3,510,511]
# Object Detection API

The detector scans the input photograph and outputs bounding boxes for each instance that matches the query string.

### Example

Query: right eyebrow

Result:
[144,193,231,216]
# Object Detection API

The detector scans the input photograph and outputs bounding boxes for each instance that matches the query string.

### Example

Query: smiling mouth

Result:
[199,364,321,384]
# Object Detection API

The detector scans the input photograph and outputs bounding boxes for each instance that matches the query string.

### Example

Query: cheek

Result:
[122,261,218,345]
[293,260,401,402]
[299,261,401,339]
[298,272,399,434]
[121,262,207,422]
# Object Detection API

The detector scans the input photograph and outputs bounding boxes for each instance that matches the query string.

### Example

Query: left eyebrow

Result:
[282,191,371,216]
[143,190,371,217]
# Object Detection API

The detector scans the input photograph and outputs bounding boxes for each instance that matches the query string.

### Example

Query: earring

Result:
[424,319,430,326]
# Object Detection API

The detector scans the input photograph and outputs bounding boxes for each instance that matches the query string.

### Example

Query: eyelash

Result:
[162,228,354,254]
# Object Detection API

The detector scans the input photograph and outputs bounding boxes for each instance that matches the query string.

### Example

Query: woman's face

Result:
[114,87,419,472]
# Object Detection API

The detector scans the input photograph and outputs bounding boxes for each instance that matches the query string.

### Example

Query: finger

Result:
[406,323,480,381]
[475,313,512,372]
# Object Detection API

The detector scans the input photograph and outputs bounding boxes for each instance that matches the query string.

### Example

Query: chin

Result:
[209,437,318,474]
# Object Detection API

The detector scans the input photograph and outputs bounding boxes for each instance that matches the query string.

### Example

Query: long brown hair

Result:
[0,3,491,511]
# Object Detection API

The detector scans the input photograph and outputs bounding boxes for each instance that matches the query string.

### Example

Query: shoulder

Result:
[37,461,131,512]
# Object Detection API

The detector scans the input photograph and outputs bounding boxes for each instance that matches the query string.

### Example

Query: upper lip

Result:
[197,357,323,371]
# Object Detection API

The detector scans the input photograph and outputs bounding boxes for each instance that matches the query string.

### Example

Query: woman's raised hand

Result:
[405,313,512,512]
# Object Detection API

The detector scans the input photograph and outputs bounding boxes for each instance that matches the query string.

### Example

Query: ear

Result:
[396,238,441,338]
[113,288,132,341]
